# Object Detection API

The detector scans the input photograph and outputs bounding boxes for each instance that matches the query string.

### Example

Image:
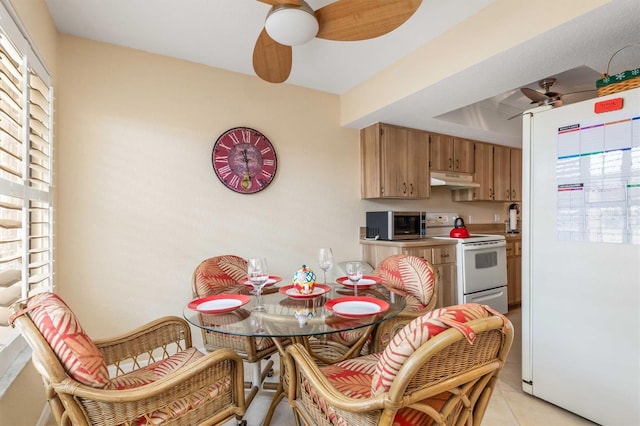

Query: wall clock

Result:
[211,127,278,194]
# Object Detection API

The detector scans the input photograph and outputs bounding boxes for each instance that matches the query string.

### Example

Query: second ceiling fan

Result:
[253,0,422,83]
[521,77,595,107]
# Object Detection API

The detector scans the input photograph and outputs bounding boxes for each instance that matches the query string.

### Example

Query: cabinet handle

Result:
[448,158,453,169]
[455,159,459,170]
[403,182,407,194]
[489,188,494,200]
[512,189,516,199]
[441,253,449,258]
[506,189,510,199]
[410,183,414,195]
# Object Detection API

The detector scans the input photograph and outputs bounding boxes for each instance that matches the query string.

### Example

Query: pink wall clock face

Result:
[212,127,277,194]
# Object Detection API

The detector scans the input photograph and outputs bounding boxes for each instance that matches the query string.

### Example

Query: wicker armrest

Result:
[93,316,192,367]
[53,348,246,424]
[285,343,385,412]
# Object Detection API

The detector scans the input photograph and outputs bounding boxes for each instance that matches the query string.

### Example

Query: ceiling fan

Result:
[253,0,422,83]
[508,77,596,119]
[521,77,596,107]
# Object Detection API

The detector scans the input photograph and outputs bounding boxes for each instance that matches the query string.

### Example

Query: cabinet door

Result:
[453,138,474,173]
[407,129,430,198]
[507,255,522,306]
[473,142,494,200]
[510,148,522,201]
[493,145,511,201]
[429,133,454,171]
[434,263,457,308]
[381,125,409,197]
[360,124,383,198]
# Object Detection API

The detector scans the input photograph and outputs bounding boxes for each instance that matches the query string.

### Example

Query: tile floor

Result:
[227,308,597,426]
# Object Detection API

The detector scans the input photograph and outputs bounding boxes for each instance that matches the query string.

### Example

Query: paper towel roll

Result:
[509,209,518,231]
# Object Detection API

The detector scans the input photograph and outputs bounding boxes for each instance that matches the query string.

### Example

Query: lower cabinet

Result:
[362,242,457,309]
[506,239,522,307]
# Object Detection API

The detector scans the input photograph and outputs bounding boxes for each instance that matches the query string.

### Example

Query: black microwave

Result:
[365,211,426,241]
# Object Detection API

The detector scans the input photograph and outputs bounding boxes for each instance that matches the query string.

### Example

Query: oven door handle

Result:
[462,240,507,251]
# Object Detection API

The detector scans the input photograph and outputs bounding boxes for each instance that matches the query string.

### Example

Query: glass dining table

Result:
[183,279,406,426]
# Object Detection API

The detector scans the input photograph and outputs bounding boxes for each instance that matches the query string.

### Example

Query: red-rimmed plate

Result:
[240,275,282,288]
[188,295,250,314]
[335,275,381,289]
[279,284,331,299]
[324,296,389,318]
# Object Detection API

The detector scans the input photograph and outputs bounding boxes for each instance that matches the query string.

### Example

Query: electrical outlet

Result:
[468,215,473,223]
[494,214,501,222]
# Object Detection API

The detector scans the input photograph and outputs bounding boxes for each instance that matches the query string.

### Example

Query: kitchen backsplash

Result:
[360,186,518,225]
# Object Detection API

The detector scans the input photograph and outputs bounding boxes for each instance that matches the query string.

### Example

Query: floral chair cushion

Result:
[108,347,232,424]
[26,292,110,388]
[310,353,447,425]
[374,255,435,307]
[371,303,496,395]
[193,255,247,297]
[300,304,501,426]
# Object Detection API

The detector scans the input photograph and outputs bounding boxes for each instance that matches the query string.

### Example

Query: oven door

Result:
[460,240,507,294]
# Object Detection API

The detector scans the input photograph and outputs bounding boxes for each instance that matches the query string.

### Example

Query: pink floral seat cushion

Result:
[300,304,502,426]
[374,255,436,308]
[193,255,248,296]
[26,292,110,388]
[308,354,447,425]
[371,303,498,394]
[108,347,232,424]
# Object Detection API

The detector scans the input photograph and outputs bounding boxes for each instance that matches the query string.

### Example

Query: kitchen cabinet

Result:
[493,145,522,202]
[452,143,522,202]
[360,123,430,199]
[429,133,474,174]
[361,241,457,308]
[506,238,522,307]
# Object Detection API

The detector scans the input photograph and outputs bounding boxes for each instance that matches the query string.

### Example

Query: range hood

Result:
[430,171,480,189]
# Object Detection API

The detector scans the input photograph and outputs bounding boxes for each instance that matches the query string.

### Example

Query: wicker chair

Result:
[9,292,246,426]
[370,254,438,352]
[285,303,513,426]
[192,255,278,401]
[318,254,438,361]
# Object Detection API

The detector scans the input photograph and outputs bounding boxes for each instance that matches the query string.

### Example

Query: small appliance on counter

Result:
[365,211,426,240]
[508,203,519,233]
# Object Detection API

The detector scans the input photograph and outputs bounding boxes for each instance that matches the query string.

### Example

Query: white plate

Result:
[332,301,382,316]
[197,299,243,311]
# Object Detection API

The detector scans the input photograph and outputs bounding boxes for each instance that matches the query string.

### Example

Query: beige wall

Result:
[54,36,510,340]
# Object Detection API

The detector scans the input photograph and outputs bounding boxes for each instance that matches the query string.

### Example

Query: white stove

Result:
[426,213,508,313]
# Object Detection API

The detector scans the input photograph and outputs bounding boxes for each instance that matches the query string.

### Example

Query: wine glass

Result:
[345,261,363,296]
[318,248,334,284]
[247,257,269,312]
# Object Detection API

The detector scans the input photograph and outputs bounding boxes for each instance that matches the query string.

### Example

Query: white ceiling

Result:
[44,0,640,147]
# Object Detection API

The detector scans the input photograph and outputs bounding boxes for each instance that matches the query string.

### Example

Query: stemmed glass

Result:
[247,257,269,312]
[318,248,334,284]
[345,261,363,297]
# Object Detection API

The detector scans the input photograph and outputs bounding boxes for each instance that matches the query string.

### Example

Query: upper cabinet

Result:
[361,123,430,199]
[453,143,522,202]
[429,133,474,174]
[493,145,522,202]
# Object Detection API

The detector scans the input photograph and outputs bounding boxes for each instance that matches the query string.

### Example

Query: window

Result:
[0,0,53,381]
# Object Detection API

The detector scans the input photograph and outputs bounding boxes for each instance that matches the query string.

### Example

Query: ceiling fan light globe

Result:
[265,6,319,46]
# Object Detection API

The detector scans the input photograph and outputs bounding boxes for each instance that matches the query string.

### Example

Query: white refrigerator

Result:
[521,87,640,425]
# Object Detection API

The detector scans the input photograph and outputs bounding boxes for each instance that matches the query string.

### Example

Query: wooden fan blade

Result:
[521,87,548,103]
[256,0,301,6]
[252,28,293,83]
[315,0,422,41]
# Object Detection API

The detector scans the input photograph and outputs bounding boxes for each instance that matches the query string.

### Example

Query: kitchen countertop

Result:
[360,238,457,247]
